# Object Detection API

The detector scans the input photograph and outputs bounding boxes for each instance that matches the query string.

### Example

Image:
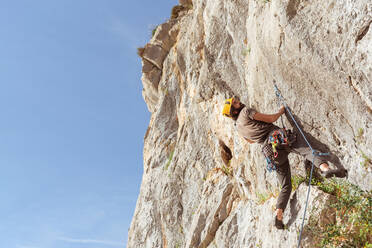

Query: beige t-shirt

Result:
[236,107,278,143]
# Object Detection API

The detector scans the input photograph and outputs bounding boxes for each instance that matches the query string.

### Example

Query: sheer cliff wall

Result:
[129,0,371,247]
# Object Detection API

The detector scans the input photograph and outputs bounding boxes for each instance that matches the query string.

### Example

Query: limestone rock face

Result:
[129,0,371,247]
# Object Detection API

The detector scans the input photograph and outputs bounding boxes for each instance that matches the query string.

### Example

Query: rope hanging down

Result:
[272,81,329,248]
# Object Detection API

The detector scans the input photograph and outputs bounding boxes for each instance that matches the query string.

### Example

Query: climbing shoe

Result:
[274,216,285,230]
[321,168,347,178]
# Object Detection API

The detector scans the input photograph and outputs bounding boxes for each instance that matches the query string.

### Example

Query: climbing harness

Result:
[269,129,289,157]
[263,90,297,173]
[272,81,329,248]
[263,128,293,172]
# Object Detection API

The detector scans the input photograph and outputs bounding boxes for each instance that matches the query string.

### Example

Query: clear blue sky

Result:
[0,1,177,247]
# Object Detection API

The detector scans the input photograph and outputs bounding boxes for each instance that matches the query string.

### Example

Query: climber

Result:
[222,97,346,229]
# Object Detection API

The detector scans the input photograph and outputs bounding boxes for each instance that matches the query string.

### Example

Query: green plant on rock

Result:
[356,127,365,145]
[291,171,323,192]
[242,47,251,57]
[221,164,232,176]
[306,178,372,247]
[357,127,364,139]
[257,239,263,248]
[164,150,175,170]
[256,191,272,205]
[179,225,184,235]
[159,85,169,96]
[291,175,306,191]
[360,151,372,169]
[151,25,159,37]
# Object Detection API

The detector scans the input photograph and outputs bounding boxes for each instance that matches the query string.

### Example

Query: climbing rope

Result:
[272,81,329,248]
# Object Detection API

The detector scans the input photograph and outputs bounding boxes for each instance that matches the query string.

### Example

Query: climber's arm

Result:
[253,106,285,123]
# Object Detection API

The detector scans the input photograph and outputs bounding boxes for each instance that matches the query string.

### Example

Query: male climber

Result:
[222,97,346,229]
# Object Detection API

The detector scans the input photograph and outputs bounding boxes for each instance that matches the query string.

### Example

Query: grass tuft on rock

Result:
[291,175,307,191]
[151,25,159,37]
[164,150,175,170]
[306,178,372,247]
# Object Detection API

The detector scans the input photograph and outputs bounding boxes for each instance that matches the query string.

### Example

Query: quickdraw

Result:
[268,129,289,158]
[262,129,291,173]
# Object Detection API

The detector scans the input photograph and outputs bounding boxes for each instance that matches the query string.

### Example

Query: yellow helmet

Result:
[222,98,233,118]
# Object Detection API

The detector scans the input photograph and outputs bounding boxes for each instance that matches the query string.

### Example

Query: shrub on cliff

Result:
[306,178,371,247]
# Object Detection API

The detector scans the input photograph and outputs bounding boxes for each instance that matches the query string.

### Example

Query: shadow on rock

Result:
[284,107,348,177]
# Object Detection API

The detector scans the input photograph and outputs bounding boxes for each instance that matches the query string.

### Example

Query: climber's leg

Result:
[291,142,347,178]
[276,159,292,212]
[272,148,291,229]
[284,109,347,178]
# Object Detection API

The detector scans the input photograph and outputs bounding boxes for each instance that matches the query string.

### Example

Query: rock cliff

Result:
[129,0,371,247]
